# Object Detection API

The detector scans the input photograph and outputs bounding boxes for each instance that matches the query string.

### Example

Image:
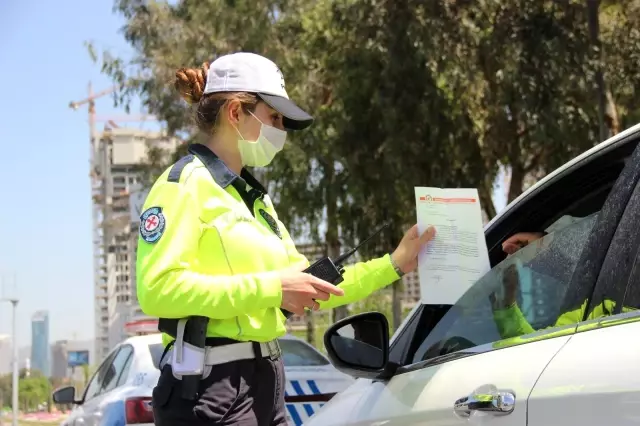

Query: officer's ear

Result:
[225,99,244,127]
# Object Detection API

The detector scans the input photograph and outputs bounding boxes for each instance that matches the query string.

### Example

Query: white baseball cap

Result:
[203,52,314,130]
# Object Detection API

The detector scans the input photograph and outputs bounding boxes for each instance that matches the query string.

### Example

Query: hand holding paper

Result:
[391,225,437,274]
[415,187,491,305]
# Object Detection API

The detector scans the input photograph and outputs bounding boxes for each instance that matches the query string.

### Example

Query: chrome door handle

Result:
[453,388,515,417]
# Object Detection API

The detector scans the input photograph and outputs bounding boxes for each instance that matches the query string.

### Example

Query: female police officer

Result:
[136,52,436,426]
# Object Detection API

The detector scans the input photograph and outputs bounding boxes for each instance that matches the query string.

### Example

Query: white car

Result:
[305,123,640,426]
[52,333,352,425]
[279,334,354,425]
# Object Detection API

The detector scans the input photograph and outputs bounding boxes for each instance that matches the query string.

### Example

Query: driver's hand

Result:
[502,264,520,305]
[502,232,545,255]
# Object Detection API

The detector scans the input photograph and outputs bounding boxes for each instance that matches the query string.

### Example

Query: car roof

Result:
[486,121,640,230]
[121,333,163,347]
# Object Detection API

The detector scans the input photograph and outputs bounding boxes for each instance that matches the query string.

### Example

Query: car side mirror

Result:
[323,311,397,380]
[52,386,81,405]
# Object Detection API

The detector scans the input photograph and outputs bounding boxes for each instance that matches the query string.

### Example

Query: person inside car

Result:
[491,212,636,340]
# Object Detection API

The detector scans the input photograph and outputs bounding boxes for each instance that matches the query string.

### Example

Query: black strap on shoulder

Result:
[167,154,195,183]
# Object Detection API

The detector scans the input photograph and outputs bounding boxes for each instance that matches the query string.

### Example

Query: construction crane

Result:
[68,82,157,142]
[68,82,159,177]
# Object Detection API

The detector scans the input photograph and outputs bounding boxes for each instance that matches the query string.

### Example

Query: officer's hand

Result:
[279,266,345,316]
[391,225,436,275]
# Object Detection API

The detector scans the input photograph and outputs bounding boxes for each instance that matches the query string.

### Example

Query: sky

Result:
[0,0,140,349]
[0,0,509,352]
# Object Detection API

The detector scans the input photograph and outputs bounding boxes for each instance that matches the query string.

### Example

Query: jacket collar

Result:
[187,143,268,194]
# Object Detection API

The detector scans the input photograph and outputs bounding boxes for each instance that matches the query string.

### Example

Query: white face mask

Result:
[234,111,287,167]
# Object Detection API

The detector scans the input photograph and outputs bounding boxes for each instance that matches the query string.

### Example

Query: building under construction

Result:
[91,126,179,362]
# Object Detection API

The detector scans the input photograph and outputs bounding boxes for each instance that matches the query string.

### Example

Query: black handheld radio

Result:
[282,221,391,319]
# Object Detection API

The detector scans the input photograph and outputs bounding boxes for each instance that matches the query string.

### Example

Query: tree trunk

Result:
[478,185,497,220]
[507,163,525,204]
[587,0,609,142]
[305,310,315,346]
[391,280,403,330]
[605,89,620,136]
[324,164,349,323]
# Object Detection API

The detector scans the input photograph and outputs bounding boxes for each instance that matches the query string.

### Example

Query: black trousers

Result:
[152,356,288,425]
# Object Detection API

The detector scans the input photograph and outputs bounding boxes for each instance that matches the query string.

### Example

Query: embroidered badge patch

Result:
[259,209,282,239]
[139,206,166,244]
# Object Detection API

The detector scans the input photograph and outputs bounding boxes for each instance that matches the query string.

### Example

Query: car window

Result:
[409,213,598,364]
[148,343,165,369]
[83,351,116,401]
[116,351,134,388]
[279,339,329,367]
[101,346,133,393]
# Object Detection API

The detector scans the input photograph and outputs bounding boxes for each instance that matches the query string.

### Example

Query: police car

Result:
[305,123,640,426]
[52,333,352,425]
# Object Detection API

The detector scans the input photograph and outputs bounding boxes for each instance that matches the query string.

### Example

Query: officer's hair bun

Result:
[175,62,209,105]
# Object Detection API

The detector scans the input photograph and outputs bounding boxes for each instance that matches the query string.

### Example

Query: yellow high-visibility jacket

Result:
[136,144,401,346]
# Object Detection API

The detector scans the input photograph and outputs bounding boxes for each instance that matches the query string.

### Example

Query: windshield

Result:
[148,343,165,369]
[410,212,599,364]
[279,339,329,367]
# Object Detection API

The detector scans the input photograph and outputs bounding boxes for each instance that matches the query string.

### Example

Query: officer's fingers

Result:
[311,289,331,302]
[285,301,305,316]
[310,301,320,311]
[310,278,345,297]
[405,224,419,240]
[418,226,436,245]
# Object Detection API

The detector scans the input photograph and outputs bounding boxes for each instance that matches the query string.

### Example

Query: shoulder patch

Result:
[259,209,282,239]
[139,206,166,243]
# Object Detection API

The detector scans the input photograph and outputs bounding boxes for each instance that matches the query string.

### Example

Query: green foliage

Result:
[0,372,51,412]
[92,0,640,327]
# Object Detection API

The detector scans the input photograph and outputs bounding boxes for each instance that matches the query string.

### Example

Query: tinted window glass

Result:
[148,343,165,369]
[116,354,134,388]
[410,213,598,364]
[279,339,329,367]
[83,352,116,401]
[101,346,133,393]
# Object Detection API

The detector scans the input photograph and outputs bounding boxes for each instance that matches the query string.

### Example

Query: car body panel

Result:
[305,336,571,425]
[529,318,640,426]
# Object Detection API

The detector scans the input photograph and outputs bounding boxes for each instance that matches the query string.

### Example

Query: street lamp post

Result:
[1,298,19,426]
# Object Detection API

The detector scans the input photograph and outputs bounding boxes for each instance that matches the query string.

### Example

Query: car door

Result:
[528,145,640,426]
[69,349,117,426]
[82,345,134,426]
[314,218,594,425]
[307,130,640,425]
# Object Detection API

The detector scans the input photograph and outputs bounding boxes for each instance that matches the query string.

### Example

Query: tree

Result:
[0,372,51,412]
[94,0,640,332]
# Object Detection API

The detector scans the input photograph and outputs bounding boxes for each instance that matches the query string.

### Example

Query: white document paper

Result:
[415,187,491,305]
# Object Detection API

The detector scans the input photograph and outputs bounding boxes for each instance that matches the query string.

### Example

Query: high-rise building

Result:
[31,311,50,377]
[0,335,11,375]
[91,127,180,362]
[50,340,68,379]
[51,339,93,380]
